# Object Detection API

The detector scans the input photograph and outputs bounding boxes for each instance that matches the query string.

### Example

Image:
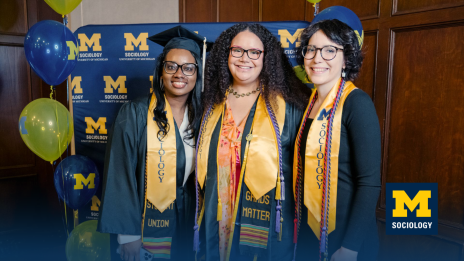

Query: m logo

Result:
[91,195,100,211]
[317,108,332,121]
[85,117,107,134]
[66,41,79,60]
[124,32,149,51]
[72,76,83,94]
[74,173,96,189]
[278,29,304,48]
[103,76,127,93]
[393,190,431,217]
[386,183,437,235]
[78,33,102,52]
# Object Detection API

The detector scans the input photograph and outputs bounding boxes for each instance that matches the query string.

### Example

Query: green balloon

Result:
[66,220,111,261]
[19,98,74,162]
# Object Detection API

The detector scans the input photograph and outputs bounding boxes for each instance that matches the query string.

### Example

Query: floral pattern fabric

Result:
[217,100,248,261]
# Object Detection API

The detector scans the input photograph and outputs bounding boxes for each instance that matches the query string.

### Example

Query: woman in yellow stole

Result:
[98,26,211,261]
[293,7,381,261]
[194,23,311,261]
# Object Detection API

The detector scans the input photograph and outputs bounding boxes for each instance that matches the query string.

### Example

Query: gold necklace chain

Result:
[228,86,261,98]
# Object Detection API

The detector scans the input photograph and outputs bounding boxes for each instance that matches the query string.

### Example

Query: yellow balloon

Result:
[66,220,111,261]
[45,0,82,15]
[19,98,74,162]
[307,0,322,3]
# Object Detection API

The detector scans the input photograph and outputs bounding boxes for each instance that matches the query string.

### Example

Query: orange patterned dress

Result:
[217,100,249,261]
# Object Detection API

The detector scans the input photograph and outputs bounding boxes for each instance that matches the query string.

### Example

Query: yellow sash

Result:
[147,94,177,213]
[293,79,356,239]
[197,94,285,200]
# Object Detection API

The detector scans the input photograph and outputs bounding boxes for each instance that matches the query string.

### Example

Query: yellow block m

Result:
[78,33,102,52]
[124,33,149,51]
[74,173,96,189]
[85,117,107,134]
[72,76,83,94]
[103,76,127,93]
[66,41,79,60]
[278,29,304,48]
[392,190,431,217]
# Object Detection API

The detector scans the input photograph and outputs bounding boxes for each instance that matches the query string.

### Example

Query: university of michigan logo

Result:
[85,117,107,134]
[124,32,149,51]
[278,29,304,48]
[386,183,437,235]
[78,33,102,52]
[74,173,96,189]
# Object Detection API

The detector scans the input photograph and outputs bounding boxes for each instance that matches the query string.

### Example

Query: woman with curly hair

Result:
[193,23,311,261]
[293,7,381,261]
[98,26,211,261]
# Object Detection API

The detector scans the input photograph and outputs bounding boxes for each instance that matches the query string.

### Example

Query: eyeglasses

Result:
[302,45,344,61]
[229,47,264,60]
[163,61,197,76]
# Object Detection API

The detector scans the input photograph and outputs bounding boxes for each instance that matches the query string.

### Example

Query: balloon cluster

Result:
[19,2,108,260]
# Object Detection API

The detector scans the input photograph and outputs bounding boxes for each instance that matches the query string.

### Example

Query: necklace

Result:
[228,86,261,98]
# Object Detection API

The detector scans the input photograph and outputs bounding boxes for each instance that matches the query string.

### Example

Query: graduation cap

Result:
[312,6,364,49]
[148,25,213,91]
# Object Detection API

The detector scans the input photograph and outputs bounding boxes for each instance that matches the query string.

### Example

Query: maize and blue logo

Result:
[386,183,437,235]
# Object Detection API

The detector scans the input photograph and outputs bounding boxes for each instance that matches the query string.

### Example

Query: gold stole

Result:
[197,94,285,211]
[146,93,177,213]
[293,79,356,239]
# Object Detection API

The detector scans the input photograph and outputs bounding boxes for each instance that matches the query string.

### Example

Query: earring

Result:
[160,79,164,91]
[341,69,346,78]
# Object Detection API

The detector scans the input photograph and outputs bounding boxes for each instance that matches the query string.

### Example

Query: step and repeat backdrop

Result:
[71,21,310,222]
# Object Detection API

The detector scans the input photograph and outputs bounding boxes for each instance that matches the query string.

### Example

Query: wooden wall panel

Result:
[353,31,377,99]
[181,0,218,22]
[0,0,27,35]
[262,0,306,21]
[0,46,35,175]
[218,0,259,22]
[394,0,464,15]
[386,24,464,227]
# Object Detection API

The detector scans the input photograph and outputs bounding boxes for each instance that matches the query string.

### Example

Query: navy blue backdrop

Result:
[71,21,310,222]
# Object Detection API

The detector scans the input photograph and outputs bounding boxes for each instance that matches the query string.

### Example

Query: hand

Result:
[330,247,358,261]
[120,239,142,261]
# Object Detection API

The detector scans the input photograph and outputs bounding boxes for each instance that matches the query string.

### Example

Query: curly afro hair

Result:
[203,23,311,110]
[296,19,364,82]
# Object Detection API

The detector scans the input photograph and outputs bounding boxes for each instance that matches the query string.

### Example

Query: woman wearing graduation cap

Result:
[97,26,212,261]
[193,23,311,261]
[293,6,381,261]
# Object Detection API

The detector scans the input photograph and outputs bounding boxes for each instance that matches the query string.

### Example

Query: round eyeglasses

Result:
[163,61,197,76]
[302,45,344,61]
[229,47,264,60]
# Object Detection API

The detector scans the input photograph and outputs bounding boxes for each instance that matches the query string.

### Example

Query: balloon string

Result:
[314,3,319,16]
[56,96,69,237]
[50,85,56,100]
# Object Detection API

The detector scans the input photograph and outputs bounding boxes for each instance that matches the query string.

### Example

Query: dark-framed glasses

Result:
[229,47,264,60]
[163,61,197,76]
[302,45,344,61]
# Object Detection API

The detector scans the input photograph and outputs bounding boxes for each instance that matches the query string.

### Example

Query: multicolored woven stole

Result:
[292,78,356,260]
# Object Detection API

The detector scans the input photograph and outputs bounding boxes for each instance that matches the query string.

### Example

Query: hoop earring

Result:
[160,79,164,91]
[341,69,346,79]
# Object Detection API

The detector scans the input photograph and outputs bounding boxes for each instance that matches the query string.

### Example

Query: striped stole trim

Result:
[239,224,269,249]
[143,237,172,259]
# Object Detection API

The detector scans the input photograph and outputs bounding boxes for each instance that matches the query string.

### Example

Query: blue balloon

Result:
[54,155,100,210]
[24,20,79,86]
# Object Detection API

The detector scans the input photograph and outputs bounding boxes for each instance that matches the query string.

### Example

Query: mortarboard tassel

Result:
[202,37,206,92]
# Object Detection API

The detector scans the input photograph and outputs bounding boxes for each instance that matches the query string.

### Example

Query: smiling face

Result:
[162,48,197,99]
[228,30,264,87]
[304,30,345,91]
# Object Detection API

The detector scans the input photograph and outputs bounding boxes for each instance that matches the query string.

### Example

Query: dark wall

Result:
[180,0,464,260]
